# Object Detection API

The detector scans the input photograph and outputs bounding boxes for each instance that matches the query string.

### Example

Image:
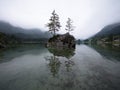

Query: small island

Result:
[47,33,76,48]
[46,10,76,49]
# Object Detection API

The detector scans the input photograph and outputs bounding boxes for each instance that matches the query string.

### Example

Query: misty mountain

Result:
[94,22,120,37]
[0,21,51,39]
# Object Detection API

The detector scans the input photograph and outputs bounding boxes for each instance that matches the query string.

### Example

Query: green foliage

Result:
[0,32,21,48]
[65,18,74,33]
[46,10,61,36]
[63,33,75,43]
[48,34,60,42]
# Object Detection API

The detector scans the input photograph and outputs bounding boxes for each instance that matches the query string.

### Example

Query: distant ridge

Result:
[0,21,51,39]
[83,22,120,46]
[94,22,120,37]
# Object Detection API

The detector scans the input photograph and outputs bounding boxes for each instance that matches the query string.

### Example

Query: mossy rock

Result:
[47,33,76,48]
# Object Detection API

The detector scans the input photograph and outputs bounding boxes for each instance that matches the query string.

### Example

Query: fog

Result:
[0,0,120,39]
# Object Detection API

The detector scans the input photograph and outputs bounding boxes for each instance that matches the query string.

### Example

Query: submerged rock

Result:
[47,33,76,48]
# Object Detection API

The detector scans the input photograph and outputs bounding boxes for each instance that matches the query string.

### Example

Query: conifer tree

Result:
[46,10,61,36]
[65,18,74,33]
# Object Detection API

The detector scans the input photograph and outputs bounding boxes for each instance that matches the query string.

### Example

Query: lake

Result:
[0,44,120,90]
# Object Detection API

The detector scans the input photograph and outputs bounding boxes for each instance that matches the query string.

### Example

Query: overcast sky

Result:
[0,0,120,39]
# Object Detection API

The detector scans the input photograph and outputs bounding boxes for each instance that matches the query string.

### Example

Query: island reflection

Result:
[45,47,75,77]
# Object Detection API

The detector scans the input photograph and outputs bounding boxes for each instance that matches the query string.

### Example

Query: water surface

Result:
[0,44,120,90]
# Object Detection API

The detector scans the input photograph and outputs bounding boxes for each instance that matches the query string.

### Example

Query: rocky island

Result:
[46,10,76,49]
[46,33,76,48]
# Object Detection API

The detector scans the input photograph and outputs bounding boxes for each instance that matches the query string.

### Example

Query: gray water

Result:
[0,44,120,90]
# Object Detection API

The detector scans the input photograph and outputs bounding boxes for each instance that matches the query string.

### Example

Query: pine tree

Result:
[65,18,74,33]
[46,10,61,36]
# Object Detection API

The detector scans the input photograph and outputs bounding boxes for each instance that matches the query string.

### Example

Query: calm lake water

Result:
[0,44,120,90]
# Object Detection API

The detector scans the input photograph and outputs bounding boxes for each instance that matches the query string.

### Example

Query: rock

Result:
[47,33,76,48]
[0,43,6,48]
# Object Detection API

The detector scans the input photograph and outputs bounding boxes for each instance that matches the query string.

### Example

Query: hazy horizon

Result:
[0,0,120,39]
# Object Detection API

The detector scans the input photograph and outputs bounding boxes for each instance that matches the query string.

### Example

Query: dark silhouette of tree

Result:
[65,18,74,33]
[45,55,61,77]
[65,59,75,72]
[46,10,61,36]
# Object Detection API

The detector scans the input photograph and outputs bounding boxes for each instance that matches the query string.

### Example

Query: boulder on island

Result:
[46,33,76,48]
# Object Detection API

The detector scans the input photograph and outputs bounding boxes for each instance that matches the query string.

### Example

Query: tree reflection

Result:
[65,59,75,72]
[45,47,75,77]
[45,55,61,77]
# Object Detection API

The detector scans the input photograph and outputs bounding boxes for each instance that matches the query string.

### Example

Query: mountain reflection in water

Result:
[0,44,120,90]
